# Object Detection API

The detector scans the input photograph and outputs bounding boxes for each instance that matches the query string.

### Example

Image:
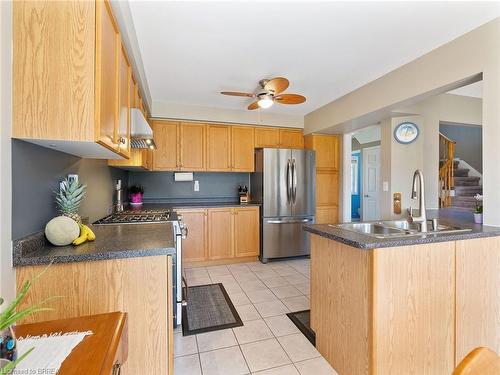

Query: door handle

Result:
[267,218,312,224]
[292,159,297,203]
[364,195,369,198]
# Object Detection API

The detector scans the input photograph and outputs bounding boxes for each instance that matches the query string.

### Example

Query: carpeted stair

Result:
[440,160,482,210]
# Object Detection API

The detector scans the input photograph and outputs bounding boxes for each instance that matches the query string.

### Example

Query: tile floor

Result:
[174,258,339,375]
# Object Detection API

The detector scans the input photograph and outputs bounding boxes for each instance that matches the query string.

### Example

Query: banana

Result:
[83,224,96,241]
[72,224,95,245]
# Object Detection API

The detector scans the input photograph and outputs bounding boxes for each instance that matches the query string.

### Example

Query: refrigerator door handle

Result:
[266,218,313,224]
[292,159,297,203]
[286,159,293,203]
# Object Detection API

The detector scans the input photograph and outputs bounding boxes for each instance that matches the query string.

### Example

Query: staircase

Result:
[450,160,482,210]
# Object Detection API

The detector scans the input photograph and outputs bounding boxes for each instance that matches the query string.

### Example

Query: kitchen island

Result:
[13,223,176,375]
[303,220,500,375]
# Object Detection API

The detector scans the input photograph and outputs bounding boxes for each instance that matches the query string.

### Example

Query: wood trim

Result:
[184,256,259,268]
[167,256,174,375]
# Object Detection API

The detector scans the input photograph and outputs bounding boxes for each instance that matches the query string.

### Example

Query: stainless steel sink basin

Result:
[330,220,471,239]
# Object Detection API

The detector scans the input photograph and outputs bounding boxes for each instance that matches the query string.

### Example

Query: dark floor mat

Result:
[287,309,316,345]
[182,283,243,336]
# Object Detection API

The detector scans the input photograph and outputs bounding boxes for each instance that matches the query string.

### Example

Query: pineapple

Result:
[55,178,87,223]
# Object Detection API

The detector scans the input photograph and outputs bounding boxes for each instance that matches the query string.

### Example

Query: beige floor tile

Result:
[281,295,310,312]
[174,333,198,357]
[228,292,251,306]
[253,300,290,318]
[206,265,231,277]
[240,279,267,293]
[240,338,291,373]
[174,354,201,375]
[270,285,302,299]
[284,274,309,285]
[196,329,238,352]
[235,303,261,321]
[252,364,300,375]
[234,272,260,282]
[264,315,300,337]
[199,346,249,375]
[294,282,310,295]
[233,319,273,344]
[254,269,279,280]
[275,267,302,277]
[262,276,290,288]
[210,274,237,284]
[220,281,243,294]
[294,357,339,375]
[187,276,212,287]
[245,289,277,303]
[278,333,321,362]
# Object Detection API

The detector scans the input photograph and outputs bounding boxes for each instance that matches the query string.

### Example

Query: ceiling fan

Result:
[221,77,306,110]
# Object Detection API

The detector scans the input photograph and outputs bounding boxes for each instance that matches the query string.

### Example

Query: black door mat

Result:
[287,310,316,346]
[182,283,243,336]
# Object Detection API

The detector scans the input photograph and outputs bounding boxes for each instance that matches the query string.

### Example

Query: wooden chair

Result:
[452,347,500,375]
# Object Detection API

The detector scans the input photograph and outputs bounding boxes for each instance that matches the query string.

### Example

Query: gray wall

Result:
[128,171,250,204]
[439,123,482,173]
[12,140,128,239]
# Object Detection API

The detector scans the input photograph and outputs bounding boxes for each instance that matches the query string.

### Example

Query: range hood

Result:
[130,108,156,149]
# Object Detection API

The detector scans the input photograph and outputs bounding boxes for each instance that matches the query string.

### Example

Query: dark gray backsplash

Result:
[128,171,250,204]
[12,140,128,239]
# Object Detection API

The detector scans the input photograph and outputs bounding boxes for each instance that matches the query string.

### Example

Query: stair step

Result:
[454,186,483,196]
[454,176,481,186]
[453,168,470,177]
[439,160,460,168]
[451,196,478,210]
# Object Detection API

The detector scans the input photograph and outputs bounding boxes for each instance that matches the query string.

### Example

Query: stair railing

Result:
[439,132,456,208]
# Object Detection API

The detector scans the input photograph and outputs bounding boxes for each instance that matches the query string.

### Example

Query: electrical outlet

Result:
[68,174,78,184]
[194,180,200,192]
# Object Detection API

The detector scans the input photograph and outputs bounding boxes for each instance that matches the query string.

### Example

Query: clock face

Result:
[394,122,419,144]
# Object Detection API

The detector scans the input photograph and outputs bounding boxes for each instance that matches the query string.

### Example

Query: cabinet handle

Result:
[112,363,122,375]
[118,137,126,145]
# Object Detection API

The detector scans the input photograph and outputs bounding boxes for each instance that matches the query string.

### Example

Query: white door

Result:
[362,146,381,221]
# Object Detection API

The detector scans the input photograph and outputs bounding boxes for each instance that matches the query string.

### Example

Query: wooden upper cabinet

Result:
[234,207,260,257]
[208,209,234,260]
[116,45,131,158]
[13,1,95,141]
[207,125,231,171]
[177,209,208,263]
[305,134,339,171]
[152,120,179,171]
[95,0,120,151]
[279,129,304,149]
[180,122,206,171]
[255,127,280,148]
[231,126,255,172]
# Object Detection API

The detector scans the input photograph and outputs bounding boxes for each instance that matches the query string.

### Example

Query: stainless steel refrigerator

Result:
[251,148,316,263]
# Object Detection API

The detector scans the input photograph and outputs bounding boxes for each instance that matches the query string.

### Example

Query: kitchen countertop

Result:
[125,201,261,211]
[13,222,176,267]
[304,210,500,249]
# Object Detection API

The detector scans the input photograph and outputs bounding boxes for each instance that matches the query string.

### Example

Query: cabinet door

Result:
[231,126,255,172]
[152,121,179,171]
[279,129,304,149]
[306,135,339,171]
[116,45,131,158]
[316,206,338,224]
[316,171,339,206]
[177,209,208,263]
[180,122,206,171]
[234,207,260,257]
[255,127,280,148]
[208,209,234,260]
[96,0,120,150]
[207,125,231,171]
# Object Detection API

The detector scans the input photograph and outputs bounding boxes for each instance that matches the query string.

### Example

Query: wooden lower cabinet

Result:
[234,207,260,257]
[16,255,174,375]
[208,208,234,260]
[316,171,339,206]
[316,206,338,224]
[179,206,259,264]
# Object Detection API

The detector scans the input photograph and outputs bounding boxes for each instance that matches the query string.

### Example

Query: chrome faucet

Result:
[408,169,428,232]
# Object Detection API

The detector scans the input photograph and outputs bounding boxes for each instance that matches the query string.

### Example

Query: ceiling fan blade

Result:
[247,101,259,110]
[220,91,255,98]
[274,94,306,105]
[264,77,289,94]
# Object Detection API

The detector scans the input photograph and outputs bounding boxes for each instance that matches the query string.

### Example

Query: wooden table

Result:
[15,312,127,375]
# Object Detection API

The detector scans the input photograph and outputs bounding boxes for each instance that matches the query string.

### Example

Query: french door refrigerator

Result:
[251,148,316,263]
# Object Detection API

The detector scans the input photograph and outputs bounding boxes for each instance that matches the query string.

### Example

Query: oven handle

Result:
[266,218,312,224]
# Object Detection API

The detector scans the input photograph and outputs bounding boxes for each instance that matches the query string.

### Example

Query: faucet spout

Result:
[408,169,428,232]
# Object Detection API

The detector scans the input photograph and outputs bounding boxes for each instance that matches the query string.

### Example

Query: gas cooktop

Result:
[94,209,171,225]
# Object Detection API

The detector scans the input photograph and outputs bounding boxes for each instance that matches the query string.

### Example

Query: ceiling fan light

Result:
[257,95,273,109]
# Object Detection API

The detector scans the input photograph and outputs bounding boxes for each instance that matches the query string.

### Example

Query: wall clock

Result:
[394,122,419,144]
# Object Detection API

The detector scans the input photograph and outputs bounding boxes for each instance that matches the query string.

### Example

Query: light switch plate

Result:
[383,181,389,192]
[194,180,200,192]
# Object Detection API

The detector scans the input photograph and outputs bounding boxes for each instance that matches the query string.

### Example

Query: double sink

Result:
[331,220,471,239]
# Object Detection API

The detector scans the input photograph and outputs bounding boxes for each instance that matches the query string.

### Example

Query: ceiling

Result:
[129,1,499,116]
[353,126,381,144]
[448,81,483,98]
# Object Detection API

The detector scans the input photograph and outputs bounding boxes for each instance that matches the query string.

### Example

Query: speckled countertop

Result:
[13,222,176,267]
[304,210,500,249]
[134,201,261,210]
